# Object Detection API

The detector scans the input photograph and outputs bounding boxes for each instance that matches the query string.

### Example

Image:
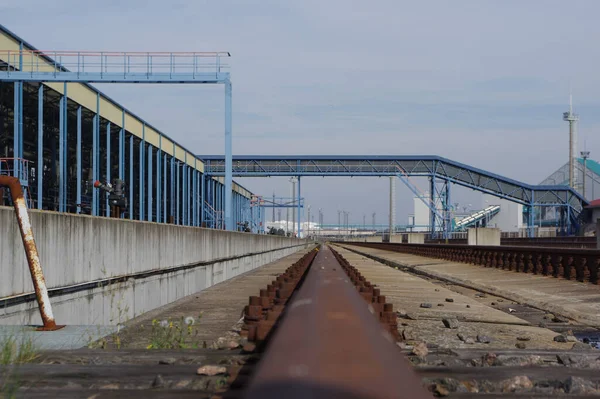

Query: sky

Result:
[3,0,600,225]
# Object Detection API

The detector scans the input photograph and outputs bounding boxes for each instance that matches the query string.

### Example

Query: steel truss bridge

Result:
[199,155,588,237]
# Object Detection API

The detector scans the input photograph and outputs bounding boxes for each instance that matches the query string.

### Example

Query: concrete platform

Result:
[112,246,315,349]
[333,246,581,350]
[340,244,600,329]
[0,325,117,350]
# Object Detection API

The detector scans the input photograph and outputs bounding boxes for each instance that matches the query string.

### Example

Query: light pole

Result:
[581,151,590,199]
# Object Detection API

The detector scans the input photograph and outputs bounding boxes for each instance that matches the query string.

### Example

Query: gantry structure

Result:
[200,155,588,237]
[0,24,243,230]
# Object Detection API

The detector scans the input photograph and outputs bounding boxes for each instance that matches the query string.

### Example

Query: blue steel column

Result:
[119,113,124,180]
[147,145,153,221]
[224,80,233,230]
[170,152,175,223]
[201,173,205,226]
[528,190,535,238]
[297,177,301,237]
[156,136,162,223]
[429,175,435,237]
[92,94,99,216]
[193,160,197,226]
[37,85,43,209]
[182,155,187,225]
[76,106,82,214]
[105,122,111,216]
[129,135,133,220]
[187,164,191,225]
[163,153,167,223]
[176,161,180,224]
[58,84,67,212]
[139,123,145,221]
[444,180,451,238]
[13,82,20,174]
[17,43,23,168]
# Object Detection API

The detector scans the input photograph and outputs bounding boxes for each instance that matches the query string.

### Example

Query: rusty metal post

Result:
[0,176,62,331]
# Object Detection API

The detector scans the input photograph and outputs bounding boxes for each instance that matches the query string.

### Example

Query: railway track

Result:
[3,244,600,397]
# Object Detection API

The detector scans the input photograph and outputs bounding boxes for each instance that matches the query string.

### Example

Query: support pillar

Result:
[140,124,145,221]
[37,84,43,209]
[156,136,161,223]
[76,106,82,214]
[528,190,535,238]
[389,176,395,241]
[429,176,435,237]
[297,176,301,238]
[163,153,167,223]
[58,84,67,213]
[92,94,100,216]
[105,122,111,217]
[224,80,233,230]
[176,161,180,224]
[129,135,133,219]
[147,145,153,222]
[201,173,205,226]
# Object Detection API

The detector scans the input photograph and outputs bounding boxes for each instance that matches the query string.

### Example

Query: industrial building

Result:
[0,24,253,229]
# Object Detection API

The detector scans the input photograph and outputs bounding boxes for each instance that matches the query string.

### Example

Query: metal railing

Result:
[0,157,29,186]
[0,50,230,80]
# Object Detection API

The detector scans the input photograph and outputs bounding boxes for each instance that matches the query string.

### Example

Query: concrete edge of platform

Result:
[337,244,600,330]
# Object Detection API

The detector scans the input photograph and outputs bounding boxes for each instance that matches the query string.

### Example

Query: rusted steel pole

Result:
[0,176,61,331]
[243,246,432,399]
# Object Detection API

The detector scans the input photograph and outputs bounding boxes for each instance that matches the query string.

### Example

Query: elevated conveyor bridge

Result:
[199,155,588,236]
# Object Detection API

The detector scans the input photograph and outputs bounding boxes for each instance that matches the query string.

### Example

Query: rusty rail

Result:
[347,242,600,285]
[242,246,431,399]
[426,236,596,249]
[0,176,62,331]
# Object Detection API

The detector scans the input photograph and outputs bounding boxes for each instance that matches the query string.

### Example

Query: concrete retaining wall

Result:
[0,206,306,325]
[467,228,501,246]
[407,233,425,244]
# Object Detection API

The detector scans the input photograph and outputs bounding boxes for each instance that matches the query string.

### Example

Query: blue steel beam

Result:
[58,86,66,212]
[156,136,162,223]
[199,155,586,209]
[163,153,167,223]
[147,145,153,222]
[224,80,232,230]
[105,122,111,217]
[92,94,99,216]
[76,106,82,214]
[37,84,43,209]
[176,161,180,224]
[129,135,133,220]
[139,124,145,221]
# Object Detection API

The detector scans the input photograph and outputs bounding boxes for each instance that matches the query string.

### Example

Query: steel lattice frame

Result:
[200,155,588,236]
[0,24,239,230]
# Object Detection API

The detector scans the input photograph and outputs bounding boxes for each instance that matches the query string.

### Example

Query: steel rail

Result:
[242,246,431,399]
[346,242,600,285]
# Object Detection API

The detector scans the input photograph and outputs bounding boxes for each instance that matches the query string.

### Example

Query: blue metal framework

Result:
[200,155,589,236]
[0,41,236,230]
[0,24,249,231]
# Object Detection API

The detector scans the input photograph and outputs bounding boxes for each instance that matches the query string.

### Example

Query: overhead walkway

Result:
[199,155,588,234]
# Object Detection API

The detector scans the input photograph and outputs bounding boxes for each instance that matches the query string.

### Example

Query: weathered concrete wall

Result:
[389,235,403,243]
[0,207,306,325]
[467,228,501,246]
[407,233,425,244]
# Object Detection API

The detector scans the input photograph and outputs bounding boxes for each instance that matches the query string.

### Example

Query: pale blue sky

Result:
[3,0,599,224]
